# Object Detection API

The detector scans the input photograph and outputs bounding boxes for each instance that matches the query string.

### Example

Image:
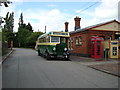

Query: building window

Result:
[79,36,82,45]
[75,36,82,45]
[105,36,111,40]
[69,38,73,50]
[76,37,79,45]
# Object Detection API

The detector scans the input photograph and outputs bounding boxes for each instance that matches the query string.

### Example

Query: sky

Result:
[0,0,119,33]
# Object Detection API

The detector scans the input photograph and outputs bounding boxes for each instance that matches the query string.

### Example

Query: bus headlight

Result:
[64,48,67,51]
[53,47,56,51]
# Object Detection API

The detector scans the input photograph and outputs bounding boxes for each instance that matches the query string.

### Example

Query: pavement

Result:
[70,55,120,77]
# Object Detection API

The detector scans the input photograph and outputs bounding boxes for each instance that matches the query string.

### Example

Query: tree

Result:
[26,32,43,48]
[15,12,44,48]
[18,13,24,29]
[18,28,32,47]
[0,0,12,7]
[2,28,6,42]
[2,12,14,47]
[26,23,33,32]
[4,12,9,31]
[9,12,14,32]
[4,12,14,32]
[17,13,33,47]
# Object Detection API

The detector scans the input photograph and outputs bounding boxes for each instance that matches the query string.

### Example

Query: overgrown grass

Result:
[2,48,10,56]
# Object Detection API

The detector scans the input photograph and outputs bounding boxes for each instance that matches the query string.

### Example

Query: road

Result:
[2,48,119,88]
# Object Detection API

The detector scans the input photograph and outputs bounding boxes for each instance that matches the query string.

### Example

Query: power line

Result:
[64,2,99,22]
[77,2,91,10]
[78,2,99,13]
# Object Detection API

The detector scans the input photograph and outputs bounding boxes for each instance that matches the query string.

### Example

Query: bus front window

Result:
[51,36,60,43]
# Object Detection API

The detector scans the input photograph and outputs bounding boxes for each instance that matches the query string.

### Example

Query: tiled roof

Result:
[70,19,120,34]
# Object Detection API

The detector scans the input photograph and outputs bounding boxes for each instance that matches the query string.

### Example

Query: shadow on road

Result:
[38,55,70,61]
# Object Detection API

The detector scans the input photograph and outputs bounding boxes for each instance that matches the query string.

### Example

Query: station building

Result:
[69,16,120,59]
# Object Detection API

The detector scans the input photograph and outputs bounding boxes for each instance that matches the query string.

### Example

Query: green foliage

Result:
[17,12,37,48]
[2,12,44,48]
[26,23,33,32]
[4,12,14,32]
[2,12,14,44]
[1,11,14,56]
[26,32,43,48]
[18,13,23,26]
[17,28,32,47]
[2,28,6,42]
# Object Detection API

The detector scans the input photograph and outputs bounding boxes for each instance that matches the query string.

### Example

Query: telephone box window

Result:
[91,41,94,55]
[97,41,100,55]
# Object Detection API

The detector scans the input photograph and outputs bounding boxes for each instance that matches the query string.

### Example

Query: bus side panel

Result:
[47,45,56,54]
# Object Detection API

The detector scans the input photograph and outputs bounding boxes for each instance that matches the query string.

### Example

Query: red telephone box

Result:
[91,36,104,59]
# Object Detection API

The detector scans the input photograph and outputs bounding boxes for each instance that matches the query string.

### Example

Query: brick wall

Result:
[70,31,89,56]
[70,30,116,57]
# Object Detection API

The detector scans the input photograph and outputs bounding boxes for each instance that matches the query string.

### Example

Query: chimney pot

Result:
[65,22,69,32]
[74,16,81,31]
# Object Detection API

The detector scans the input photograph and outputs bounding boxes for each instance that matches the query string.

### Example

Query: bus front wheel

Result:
[64,55,70,61]
[38,50,41,56]
[45,52,51,60]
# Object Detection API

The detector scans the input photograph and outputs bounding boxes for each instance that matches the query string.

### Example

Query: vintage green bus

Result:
[36,31,70,60]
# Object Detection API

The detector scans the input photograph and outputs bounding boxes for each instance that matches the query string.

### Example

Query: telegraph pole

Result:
[45,26,46,33]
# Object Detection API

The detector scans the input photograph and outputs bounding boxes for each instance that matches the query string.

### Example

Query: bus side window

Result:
[46,36,50,43]
[39,39,41,43]
[43,38,45,42]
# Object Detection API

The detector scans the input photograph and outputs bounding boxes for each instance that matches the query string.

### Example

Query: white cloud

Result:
[95,0,118,19]
[18,9,73,33]
[75,0,119,28]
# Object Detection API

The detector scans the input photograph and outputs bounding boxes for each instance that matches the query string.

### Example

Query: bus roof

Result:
[38,31,69,39]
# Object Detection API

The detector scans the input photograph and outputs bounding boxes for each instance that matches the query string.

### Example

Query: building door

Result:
[110,41,119,58]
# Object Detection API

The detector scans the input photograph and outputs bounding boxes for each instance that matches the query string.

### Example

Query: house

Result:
[69,16,120,59]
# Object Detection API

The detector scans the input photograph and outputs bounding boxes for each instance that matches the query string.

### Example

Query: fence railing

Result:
[2,42,9,56]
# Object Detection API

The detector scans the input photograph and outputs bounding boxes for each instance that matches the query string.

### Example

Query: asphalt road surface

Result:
[2,48,119,88]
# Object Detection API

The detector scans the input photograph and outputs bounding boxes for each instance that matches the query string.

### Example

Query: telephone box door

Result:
[91,37,103,59]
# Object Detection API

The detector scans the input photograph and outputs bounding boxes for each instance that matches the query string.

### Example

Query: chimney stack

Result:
[74,16,81,31]
[65,22,69,32]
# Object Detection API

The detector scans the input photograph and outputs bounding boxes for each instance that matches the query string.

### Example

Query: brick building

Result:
[69,16,120,58]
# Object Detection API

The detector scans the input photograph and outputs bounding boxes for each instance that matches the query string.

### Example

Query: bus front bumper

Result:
[50,52,70,59]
